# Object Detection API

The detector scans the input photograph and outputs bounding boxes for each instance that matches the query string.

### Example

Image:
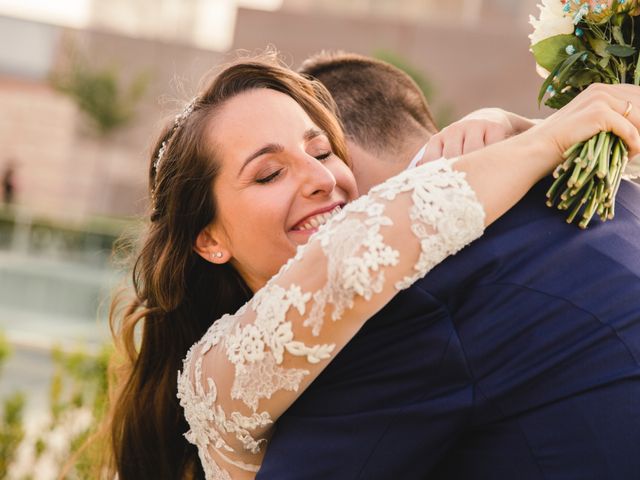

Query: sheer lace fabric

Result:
[177,158,485,479]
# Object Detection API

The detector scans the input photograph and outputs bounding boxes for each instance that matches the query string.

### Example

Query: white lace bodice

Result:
[177,158,485,479]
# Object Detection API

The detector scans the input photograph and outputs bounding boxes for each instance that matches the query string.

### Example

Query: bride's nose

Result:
[298,154,337,198]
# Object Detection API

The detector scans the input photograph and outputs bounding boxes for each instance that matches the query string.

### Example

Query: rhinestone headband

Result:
[153,97,199,178]
[151,96,199,211]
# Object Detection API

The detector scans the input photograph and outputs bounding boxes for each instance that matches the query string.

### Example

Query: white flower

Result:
[529,0,575,46]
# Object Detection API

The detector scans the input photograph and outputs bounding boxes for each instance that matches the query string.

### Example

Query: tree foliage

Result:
[52,59,149,135]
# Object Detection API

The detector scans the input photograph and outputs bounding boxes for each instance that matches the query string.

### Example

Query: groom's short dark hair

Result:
[299,51,438,155]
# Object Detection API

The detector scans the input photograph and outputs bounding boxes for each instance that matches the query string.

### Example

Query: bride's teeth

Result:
[295,205,343,231]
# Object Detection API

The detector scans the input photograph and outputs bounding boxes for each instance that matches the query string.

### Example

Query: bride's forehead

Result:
[211,89,316,146]
[219,88,312,127]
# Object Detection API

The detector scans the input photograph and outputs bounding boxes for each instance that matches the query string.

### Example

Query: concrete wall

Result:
[233,6,552,121]
[0,3,553,220]
[1,22,225,218]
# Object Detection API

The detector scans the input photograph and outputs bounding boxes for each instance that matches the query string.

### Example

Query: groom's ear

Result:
[194,224,231,264]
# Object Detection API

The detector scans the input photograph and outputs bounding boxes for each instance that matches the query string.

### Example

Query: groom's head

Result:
[299,51,438,193]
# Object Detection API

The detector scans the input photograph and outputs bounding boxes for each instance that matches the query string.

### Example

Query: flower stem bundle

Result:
[546,131,628,228]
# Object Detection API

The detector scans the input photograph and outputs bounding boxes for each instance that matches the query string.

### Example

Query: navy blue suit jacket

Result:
[257,179,640,480]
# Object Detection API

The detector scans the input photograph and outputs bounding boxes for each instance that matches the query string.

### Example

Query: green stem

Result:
[569,162,583,188]
[559,189,581,210]
[566,193,585,224]
[563,141,584,159]
[609,155,628,214]
[579,184,601,228]
[546,168,572,203]
[597,140,610,179]
[593,132,608,164]
[573,168,597,194]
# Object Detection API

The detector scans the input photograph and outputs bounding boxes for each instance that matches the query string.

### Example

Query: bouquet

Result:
[530,0,640,228]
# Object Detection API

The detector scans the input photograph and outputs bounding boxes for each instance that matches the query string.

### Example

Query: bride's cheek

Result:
[334,166,357,196]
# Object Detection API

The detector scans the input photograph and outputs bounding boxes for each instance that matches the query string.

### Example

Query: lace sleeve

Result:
[177,157,485,479]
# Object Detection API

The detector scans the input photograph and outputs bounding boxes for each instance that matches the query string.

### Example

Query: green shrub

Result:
[2,341,113,479]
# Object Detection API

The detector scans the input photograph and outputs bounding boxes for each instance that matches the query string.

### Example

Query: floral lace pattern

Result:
[177,158,485,479]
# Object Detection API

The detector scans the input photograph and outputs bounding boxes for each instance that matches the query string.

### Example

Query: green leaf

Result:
[538,63,562,106]
[587,36,611,58]
[612,12,626,28]
[567,69,603,89]
[531,34,584,72]
[537,51,588,108]
[605,44,636,57]
[599,56,611,69]
[545,89,580,109]
[594,61,622,84]
[556,51,589,87]
[612,25,626,45]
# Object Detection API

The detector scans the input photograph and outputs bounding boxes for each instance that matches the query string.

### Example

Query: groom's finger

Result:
[422,136,444,162]
[484,123,508,146]
[442,129,465,158]
[462,128,487,154]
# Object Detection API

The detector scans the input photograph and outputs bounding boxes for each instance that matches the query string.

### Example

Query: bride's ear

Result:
[194,225,231,264]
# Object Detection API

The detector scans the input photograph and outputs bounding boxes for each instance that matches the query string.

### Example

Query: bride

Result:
[107,55,640,479]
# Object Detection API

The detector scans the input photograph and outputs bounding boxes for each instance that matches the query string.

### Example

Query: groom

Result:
[257,53,640,479]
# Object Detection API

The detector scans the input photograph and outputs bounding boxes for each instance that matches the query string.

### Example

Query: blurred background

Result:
[0,0,553,477]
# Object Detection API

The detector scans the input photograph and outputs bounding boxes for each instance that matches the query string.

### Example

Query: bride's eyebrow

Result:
[238,128,329,177]
[304,128,327,142]
[239,143,284,177]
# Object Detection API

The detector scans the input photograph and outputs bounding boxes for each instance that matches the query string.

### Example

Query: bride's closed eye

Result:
[314,151,332,162]
[255,151,332,184]
[255,168,283,184]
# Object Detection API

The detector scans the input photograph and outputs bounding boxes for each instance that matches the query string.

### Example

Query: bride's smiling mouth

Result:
[290,203,344,234]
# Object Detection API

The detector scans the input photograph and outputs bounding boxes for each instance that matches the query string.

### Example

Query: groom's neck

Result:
[350,129,432,195]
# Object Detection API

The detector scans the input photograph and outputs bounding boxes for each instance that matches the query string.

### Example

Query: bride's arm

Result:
[177,84,640,477]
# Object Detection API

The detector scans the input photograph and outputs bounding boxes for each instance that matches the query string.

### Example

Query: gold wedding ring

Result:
[623,101,634,119]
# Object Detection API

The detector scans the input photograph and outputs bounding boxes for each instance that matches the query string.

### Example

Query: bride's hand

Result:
[522,83,640,164]
[451,84,640,226]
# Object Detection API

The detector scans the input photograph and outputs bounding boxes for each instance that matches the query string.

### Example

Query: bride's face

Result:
[202,88,358,291]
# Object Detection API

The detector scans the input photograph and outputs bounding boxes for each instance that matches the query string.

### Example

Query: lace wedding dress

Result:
[177,158,486,479]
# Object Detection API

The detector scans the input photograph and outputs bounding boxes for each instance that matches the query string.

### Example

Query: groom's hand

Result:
[421,108,539,164]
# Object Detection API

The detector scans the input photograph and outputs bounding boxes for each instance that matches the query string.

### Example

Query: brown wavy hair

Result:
[105,54,349,479]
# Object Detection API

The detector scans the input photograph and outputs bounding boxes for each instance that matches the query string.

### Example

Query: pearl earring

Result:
[212,251,223,260]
